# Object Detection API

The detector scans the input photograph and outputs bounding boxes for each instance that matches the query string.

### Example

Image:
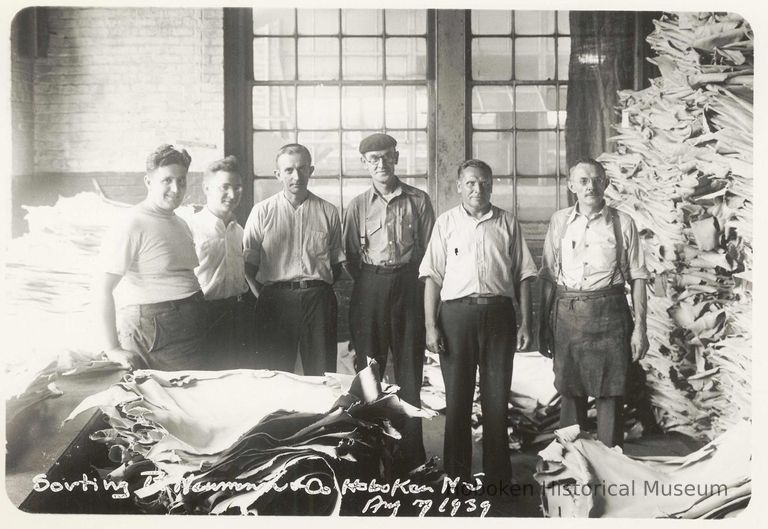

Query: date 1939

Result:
[362,495,491,516]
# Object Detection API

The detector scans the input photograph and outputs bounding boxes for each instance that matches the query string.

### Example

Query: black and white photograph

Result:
[2,0,759,522]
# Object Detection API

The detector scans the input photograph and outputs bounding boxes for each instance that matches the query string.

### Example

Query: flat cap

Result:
[359,133,397,154]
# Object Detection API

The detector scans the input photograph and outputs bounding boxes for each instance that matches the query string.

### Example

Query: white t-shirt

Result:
[100,202,200,306]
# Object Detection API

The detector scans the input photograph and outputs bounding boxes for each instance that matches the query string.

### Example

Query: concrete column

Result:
[433,10,468,216]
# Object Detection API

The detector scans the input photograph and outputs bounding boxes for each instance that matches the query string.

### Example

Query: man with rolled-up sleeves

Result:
[420,159,537,487]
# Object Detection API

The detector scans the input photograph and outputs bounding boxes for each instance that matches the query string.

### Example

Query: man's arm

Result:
[630,279,649,362]
[516,277,533,351]
[537,278,555,358]
[342,201,362,281]
[424,277,444,354]
[94,272,146,369]
[244,262,262,298]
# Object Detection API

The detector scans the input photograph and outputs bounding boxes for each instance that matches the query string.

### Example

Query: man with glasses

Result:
[243,144,344,375]
[538,158,650,448]
[343,133,435,475]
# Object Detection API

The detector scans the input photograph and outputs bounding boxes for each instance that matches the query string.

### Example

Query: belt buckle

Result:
[476,297,489,305]
[298,280,308,289]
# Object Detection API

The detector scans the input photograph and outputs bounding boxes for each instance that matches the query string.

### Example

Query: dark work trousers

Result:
[117,291,208,371]
[438,298,516,485]
[202,292,257,370]
[349,263,426,473]
[253,283,337,376]
[560,396,624,447]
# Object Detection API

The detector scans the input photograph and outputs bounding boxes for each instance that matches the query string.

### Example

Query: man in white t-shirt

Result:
[95,144,207,371]
[186,155,253,369]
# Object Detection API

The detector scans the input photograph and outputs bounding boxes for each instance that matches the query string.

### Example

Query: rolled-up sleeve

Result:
[418,217,446,286]
[538,213,559,283]
[625,216,651,281]
[242,207,263,268]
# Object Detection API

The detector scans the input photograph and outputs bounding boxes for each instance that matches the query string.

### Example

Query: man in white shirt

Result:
[242,144,345,375]
[538,158,650,447]
[186,155,253,369]
[95,144,207,371]
[420,159,537,486]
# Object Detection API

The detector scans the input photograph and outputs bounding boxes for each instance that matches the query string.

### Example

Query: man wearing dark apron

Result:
[538,158,650,447]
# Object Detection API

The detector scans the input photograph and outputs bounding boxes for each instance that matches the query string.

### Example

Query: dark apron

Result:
[551,284,633,397]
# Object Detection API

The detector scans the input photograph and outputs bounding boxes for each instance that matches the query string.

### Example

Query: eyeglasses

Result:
[363,153,397,166]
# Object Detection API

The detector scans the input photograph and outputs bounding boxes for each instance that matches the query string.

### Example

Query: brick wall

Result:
[11,18,35,176]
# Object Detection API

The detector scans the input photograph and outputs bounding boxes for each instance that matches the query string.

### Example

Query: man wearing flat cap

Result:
[343,132,435,474]
[95,144,208,370]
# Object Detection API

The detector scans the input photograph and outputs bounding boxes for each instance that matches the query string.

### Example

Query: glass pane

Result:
[516,131,557,175]
[386,37,427,80]
[385,10,426,35]
[342,131,368,176]
[297,86,340,129]
[514,11,555,35]
[515,85,552,128]
[307,178,342,210]
[253,131,295,176]
[342,9,383,35]
[489,178,515,213]
[253,179,283,204]
[342,37,383,80]
[298,37,339,80]
[515,37,555,80]
[395,131,428,174]
[472,132,514,176]
[386,85,427,129]
[253,38,295,80]
[472,86,514,129]
[557,11,570,34]
[297,131,341,177]
[342,86,384,129]
[297,9,339,35]
[558,37,571,80]
[252,86,296,130]
[342,178,373,208]
[472,38,512,81]
[253,9,295,35]
[517,177,565,221]
[471,10,511,35]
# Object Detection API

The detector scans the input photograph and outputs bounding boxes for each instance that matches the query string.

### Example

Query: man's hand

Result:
[631,327,649,362]
[426,324,445,354]
[516,324,531,351]
[105,348,148,370]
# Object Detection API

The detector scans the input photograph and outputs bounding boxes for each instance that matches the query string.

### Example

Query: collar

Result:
[369,179,405,203]
[201,206,238,229]
[567,202,611,224]
[280,190,314,209]
[459,203,495,222]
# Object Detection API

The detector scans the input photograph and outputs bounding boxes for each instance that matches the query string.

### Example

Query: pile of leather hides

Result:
[421,352,643,451]
[65,365,436,515]
[598,12,752,440]
[534,421,750,518]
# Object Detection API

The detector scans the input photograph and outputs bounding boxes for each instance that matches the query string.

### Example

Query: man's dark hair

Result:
[457,159,493,179]
[205,155,240,178]
[569,157,606,180]
[275,143,312,165]
[146,144,192,173]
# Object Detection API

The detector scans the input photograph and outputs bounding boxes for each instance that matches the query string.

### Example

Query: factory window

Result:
[470,10,570,221]
[251,9,431,214]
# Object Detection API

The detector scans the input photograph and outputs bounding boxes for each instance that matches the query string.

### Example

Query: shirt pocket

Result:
[590,237,617,273]
[398,211,415,247]
[306,229,329,261]
[365,217,383,249]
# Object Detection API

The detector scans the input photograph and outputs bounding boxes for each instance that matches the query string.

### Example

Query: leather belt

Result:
[446,295,512,306]
[361,262,413,274]
[268,280,327,290]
